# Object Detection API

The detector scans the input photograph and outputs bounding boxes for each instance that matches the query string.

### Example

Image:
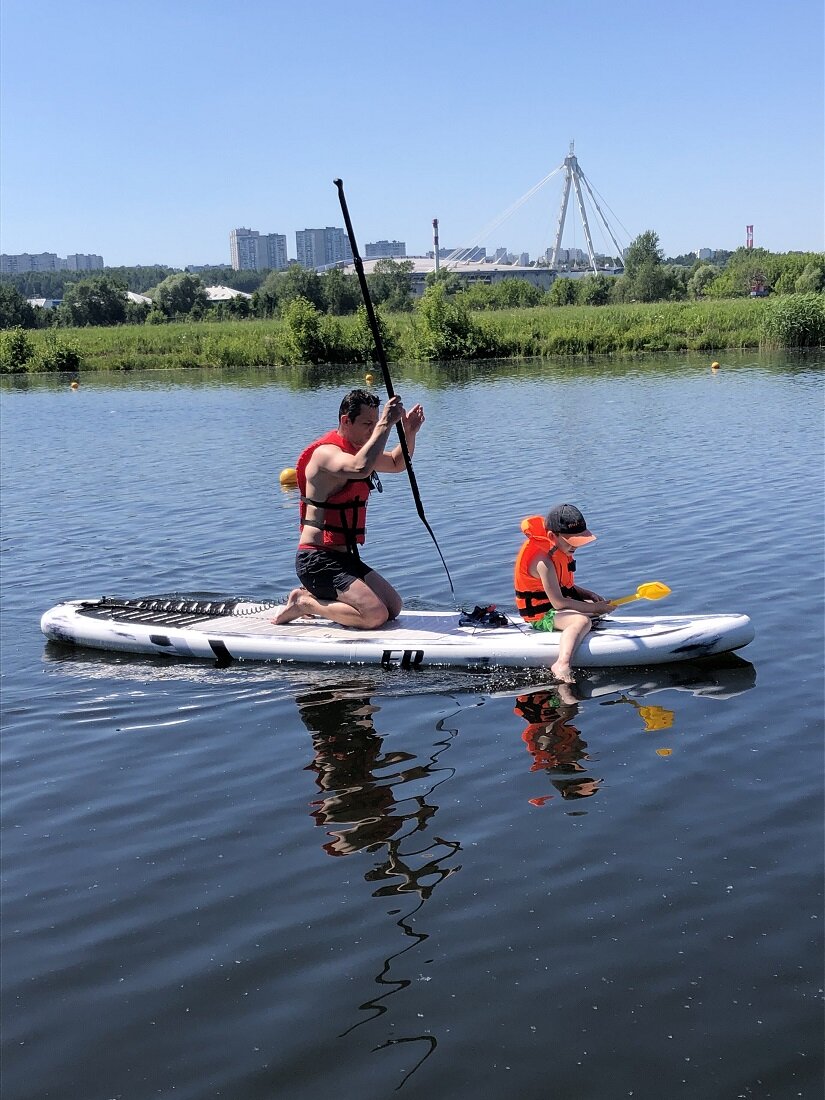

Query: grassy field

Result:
[471,298,768,356]
[6,297,776,372]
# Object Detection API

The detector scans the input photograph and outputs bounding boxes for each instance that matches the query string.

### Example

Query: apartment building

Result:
[364,240,406,259]
[295,227,352,270]
[0,252,103,275]
[229,228,288,272]
[65,254,104,271]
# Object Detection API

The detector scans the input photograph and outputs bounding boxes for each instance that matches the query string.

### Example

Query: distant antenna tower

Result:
[746,225,754,249]
[549,141,625,273]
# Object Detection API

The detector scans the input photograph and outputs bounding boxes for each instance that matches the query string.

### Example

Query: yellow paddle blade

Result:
[611,581,672,607]
[636,704,675,732]
[616,697,676,731]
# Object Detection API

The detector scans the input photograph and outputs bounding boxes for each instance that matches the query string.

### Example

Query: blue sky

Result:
[1,0,822,268]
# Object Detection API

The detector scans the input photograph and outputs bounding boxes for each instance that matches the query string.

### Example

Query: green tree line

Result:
[2,237,823,336]
[0,264,266,298]
[5,288,824,375]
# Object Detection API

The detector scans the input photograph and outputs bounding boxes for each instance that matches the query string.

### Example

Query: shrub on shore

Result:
[0,327,35,372]
[0,326,82,373]
[762,293,825,348]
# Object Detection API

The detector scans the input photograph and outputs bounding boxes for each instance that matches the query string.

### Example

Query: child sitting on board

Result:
[513,503,616,683]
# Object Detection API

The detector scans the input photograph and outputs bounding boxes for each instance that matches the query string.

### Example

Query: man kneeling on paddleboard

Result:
[514,504,616,683]
[273,389,425,629]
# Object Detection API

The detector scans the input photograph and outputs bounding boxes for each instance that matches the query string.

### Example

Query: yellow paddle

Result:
[610,581,672,607]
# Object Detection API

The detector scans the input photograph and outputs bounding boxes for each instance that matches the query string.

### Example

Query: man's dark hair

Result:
[339,389,380,423]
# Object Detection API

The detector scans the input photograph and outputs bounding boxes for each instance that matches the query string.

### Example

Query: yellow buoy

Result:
[365,373,374,386]
[279,467,297,487]
[711,361,720,371]
[70,380,79,390]
[655,748,673,757]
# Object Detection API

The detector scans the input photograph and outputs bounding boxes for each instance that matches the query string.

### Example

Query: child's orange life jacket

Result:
[513,515,578,621]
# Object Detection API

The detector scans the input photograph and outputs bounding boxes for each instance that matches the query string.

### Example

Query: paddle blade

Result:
[636,704,675,732]
[637,581,671,600]
[611,581,672,607]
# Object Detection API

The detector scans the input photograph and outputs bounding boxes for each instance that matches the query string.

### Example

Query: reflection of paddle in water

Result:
[613,696,675,732]
[295,683,462,1090]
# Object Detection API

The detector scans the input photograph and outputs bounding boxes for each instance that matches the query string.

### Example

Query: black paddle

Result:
[334,178,455,601]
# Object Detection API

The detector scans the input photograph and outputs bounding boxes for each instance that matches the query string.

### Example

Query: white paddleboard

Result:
[41,595,755,670]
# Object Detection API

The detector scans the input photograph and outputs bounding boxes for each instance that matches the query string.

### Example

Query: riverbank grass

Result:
[0,296,798,372]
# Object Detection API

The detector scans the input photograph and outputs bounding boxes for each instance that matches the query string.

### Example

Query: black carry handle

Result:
[334,178,455,600]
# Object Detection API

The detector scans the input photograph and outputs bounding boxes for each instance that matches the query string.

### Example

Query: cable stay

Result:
[577,169,627,272]
[437,143,628,275]
[441,165,563,268]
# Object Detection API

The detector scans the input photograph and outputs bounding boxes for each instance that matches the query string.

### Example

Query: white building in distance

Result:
[546,247,587,266]
[365,240,406,259]
[205,285,253,302]
[229,228,288,272]
[65,254,104,271]
[296,227,352,270]
[339,257,555,297]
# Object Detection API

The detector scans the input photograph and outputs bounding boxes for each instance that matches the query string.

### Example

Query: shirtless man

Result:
[273,389,425,629]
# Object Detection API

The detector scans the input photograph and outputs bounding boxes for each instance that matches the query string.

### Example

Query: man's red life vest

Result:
[513,515,578,621]
[296,430,373,551]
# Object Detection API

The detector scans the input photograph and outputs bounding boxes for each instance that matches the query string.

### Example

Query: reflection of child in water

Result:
[555,776,602,800]
[514,686,603,802]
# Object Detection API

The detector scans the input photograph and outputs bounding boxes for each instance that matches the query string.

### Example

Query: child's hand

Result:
[590,599,616,615]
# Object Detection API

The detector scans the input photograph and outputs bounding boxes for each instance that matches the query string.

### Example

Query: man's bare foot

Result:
[271,588,310,625]
[550,661,577,684]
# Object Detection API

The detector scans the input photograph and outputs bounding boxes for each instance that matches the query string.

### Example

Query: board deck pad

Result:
[41,595,755,670]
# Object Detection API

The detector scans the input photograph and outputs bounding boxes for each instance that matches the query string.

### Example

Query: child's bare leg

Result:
[550,611,593,683]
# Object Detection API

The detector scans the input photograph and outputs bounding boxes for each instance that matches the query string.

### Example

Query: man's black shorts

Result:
[296,548,374,601]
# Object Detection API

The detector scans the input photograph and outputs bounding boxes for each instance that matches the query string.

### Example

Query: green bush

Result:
[350,304,399,363]
[281,297,329,363]
[762,293,825,348]
[412,284,502,360]
[0,326,35,372]
[36,333,83,372]
[548,278,578,306]
[794,261,825,294]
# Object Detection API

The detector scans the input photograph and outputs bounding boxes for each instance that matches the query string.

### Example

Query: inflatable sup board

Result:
[41,595,755,670]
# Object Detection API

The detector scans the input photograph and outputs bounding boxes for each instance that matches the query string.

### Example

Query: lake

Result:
[1,351,823,1099]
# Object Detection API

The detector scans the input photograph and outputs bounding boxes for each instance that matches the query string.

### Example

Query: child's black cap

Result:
[545,504,596,544]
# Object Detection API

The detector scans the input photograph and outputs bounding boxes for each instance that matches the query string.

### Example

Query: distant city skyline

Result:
[0,252,104,275]
[1,239,744,278]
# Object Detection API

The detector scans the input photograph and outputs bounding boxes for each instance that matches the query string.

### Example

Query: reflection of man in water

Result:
[514,685,603,801]
[296,686,416,856]
[294,683,460,1088]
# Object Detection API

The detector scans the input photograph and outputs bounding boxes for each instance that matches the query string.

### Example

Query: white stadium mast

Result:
[549,142,625,273]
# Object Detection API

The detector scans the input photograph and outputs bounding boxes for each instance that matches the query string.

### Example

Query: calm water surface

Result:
[1,353,823,1099]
